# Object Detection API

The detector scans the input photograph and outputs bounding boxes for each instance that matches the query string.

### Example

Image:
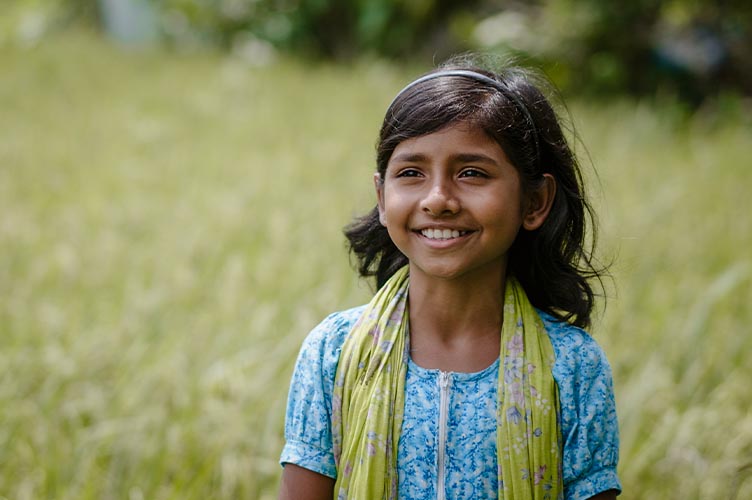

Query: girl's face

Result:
[376,122,553,284]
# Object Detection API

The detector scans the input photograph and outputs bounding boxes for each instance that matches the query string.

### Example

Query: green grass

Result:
[1,30,751,500]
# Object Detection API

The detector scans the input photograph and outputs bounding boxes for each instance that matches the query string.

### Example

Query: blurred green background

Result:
[4,0,752,101]
[1,1,751,499]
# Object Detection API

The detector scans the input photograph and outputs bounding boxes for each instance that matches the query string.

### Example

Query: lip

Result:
[412,226,475,248]
[414,222,475,232]
[414,224,472,231]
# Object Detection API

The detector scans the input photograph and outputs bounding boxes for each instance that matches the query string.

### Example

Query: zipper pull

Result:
[439,370,451,389]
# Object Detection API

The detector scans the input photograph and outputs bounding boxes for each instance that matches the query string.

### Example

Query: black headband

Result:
[387,69,541,162]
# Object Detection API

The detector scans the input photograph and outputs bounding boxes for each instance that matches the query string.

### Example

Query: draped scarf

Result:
[331,266,562,499]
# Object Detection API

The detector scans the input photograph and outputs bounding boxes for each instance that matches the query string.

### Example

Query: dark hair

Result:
[344,55,607,329]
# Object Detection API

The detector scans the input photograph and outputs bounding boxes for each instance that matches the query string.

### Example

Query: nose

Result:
[420,180,460,216]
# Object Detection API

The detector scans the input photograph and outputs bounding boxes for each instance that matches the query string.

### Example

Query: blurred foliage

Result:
[1,0,750,101]
[158,0,484,60]
[493,0,752,104]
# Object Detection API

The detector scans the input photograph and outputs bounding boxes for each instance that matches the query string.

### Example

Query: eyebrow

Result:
[389,152,500,165]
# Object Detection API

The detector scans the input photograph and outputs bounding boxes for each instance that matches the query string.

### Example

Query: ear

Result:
[374,172,387,226]
[522,174,556,231]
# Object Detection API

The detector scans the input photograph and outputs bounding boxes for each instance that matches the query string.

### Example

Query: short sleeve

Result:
[279,307,363,478]
[543,314,622,500]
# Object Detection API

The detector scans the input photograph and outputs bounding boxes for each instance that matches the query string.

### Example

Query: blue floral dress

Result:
[281,306,621,499]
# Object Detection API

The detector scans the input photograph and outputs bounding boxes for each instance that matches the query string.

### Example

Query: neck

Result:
[406,265,509,372]
[407,265,508,342]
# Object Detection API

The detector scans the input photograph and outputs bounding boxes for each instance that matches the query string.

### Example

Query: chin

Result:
[410,262,474,282]
[407,257,508,285]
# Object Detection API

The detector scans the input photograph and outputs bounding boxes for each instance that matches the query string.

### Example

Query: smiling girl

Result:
[279,57,621,500]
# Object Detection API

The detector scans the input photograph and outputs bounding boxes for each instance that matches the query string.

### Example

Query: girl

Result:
[279,57,621,500]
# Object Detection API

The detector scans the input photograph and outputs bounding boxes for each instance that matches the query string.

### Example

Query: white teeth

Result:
[420,229,466,240]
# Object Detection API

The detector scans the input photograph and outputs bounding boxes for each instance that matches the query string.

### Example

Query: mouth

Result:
[418,228,472,240]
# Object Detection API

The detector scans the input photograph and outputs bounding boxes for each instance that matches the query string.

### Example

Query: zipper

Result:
[437,371,452,500]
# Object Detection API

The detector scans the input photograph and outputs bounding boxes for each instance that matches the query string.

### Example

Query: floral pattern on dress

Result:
[281,306,621,500]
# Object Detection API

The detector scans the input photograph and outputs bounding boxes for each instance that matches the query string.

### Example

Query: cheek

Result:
[382,190,405,217]
[381,194,412,240]
[476,195,525,229]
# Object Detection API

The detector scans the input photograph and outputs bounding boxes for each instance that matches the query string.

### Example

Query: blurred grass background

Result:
[1,8,752,500]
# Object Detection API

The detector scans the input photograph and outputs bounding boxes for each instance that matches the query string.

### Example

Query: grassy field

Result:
[1,31,750,500]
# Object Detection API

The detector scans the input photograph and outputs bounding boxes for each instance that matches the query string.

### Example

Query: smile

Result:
[419,228,470,240]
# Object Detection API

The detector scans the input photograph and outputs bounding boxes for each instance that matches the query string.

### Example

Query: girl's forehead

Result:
[390,122,503,157]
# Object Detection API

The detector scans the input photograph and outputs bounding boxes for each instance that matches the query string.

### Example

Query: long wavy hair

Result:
[344,56,607,329]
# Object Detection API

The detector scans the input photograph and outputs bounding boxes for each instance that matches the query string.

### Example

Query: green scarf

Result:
[332,266,562,499]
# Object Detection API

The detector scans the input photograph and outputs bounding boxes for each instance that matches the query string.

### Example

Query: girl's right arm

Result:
[279,464,334,500]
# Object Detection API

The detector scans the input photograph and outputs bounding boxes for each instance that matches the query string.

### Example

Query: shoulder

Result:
[538,309,616,418]
[299,305,366,358]
[293,305,366,379]
[287,305,367,406]
[539,310,613,382]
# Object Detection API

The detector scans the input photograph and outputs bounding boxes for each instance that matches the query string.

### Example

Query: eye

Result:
[459,168,489,178]
[395,168,422,178]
